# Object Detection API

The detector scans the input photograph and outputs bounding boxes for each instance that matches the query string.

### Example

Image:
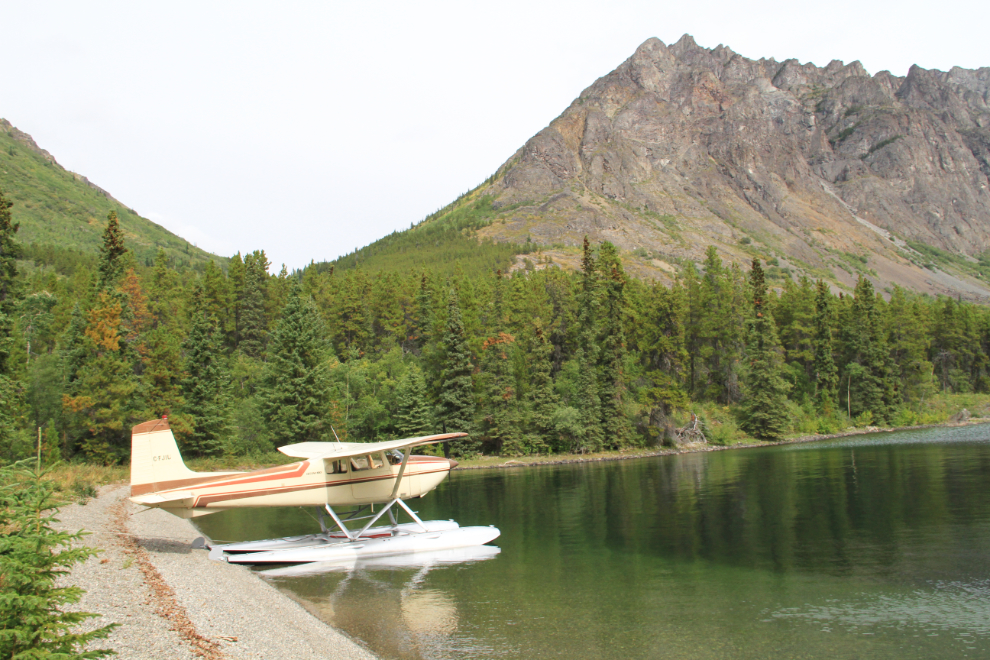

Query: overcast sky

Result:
[1,1,987,271]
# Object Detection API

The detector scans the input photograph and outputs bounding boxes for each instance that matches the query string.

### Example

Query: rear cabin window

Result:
[327,460,346,474]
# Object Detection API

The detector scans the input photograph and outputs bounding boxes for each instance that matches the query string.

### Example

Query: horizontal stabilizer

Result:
[278,432,468,459]
[130,490,196,506]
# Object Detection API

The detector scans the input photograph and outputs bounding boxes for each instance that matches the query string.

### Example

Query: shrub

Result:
[0,460,116,657]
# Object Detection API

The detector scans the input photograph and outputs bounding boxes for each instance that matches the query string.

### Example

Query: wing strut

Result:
[388,448,412,500]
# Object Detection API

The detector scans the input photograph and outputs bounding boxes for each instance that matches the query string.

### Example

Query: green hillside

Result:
[0,117,221,271]
[311,184,533,279]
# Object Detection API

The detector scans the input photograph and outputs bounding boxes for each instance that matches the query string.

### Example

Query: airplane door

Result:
[350,453,393,502]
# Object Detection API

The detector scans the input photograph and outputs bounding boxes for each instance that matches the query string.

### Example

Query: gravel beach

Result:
[53,484,378,660]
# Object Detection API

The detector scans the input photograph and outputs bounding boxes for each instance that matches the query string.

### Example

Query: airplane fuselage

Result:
[132,452,455,517]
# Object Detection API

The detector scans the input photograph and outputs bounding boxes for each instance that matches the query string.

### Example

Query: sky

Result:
[1,1,987,271]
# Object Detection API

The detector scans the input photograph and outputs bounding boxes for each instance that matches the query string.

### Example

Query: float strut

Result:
[397,499,429,532]
[323,504,357,541]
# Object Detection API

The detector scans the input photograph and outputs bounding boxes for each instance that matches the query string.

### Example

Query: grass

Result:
[42,463,128,502]
[0,122,222,271]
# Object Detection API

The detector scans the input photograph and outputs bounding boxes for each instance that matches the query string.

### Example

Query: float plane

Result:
[128,417,500,564]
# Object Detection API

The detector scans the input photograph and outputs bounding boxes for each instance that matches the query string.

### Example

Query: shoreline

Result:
[55,485,377,660]
[453,418,990,471]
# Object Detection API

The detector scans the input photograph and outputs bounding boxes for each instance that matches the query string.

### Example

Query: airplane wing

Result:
[277,432,468,460]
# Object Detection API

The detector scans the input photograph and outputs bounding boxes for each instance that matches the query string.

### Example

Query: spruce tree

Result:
[526,321,558,452]
[96,210,126,294]
[634,282,688,443]
[575,237,603,453]
[411,272,433,354]
[259,283,333,447]
[436,287,478,457]
[841,277,896,423]
[63,213,141,462]
[478,272,521,454]
[0,462,116,658]
[597,242,631,449]
[181,287,232,456]
[0,187,20,366]
[0,188,22,454]
[886,286,934,404]
[394,367,434,438]
[739,259,790,440]
[228,252,245,348]
[237,251,269,359]
[812,280,839,414]
[62,293,141,463]
[202,260,231,335]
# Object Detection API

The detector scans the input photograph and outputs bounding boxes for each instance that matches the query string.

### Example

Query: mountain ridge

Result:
[0,117,222,271]
[359,34,990,299]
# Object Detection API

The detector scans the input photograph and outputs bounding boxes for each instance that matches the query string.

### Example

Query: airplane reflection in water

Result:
[260,544,501,578]
[261,546,503,659]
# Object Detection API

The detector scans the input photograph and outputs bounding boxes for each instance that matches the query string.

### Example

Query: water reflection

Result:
[260,545,501,577]
[261,546,501,660]
[196,424,990,659]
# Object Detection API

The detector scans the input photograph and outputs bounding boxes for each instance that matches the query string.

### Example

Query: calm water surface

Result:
[196,425,990,659]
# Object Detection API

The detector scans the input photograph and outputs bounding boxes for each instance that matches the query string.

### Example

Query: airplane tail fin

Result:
[129,417,201,497]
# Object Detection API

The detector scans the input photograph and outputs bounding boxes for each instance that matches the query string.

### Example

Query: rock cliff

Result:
[474,35,990,298]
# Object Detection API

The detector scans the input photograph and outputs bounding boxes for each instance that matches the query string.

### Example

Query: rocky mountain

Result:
[459,35,990,299]
[0,117,220,270]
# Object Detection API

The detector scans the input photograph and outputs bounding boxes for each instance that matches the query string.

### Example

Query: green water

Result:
[196,425,990,659]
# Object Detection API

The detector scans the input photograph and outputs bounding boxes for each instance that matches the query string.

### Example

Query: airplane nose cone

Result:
[447,459,459,469]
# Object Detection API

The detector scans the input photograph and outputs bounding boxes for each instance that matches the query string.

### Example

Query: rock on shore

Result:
[53,485,377,660]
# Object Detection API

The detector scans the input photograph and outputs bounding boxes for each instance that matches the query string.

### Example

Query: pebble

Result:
[54,485,378,660]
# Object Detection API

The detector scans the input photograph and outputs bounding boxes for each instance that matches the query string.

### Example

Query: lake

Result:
[195,425,990,659]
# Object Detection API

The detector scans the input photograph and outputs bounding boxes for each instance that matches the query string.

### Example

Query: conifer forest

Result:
[2,187,989,464]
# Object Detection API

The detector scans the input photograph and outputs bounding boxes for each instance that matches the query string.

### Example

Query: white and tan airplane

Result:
[128,417,500,563]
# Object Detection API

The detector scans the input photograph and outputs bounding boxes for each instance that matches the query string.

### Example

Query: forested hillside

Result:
[0,118,220,271]
[1,185,987,465]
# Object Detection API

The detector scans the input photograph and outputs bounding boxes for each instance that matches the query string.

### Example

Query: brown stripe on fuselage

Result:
[131,474,243,497]
[131,461,306,497]
[192,467,451,507]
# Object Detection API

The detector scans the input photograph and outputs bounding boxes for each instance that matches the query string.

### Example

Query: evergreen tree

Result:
[411,272,434,355]
[227,252,245,349]
[259,283,333,447]
[597,242,631,448]
[436,287,478,457]
[526,321,558,452]
[776,276,816,394]
[478,272,521,454]
[739,259,790,440]
[63,213,141,463]
[62,293,141,463]
[0,462,116,658]
[238,251,269,359]
[181,287,232,456]
[684,247,745,403]
[633,281,688,443]
[0,188,22,455]
[886,286,934,404]
[812,279,839,414]
[142,252,186,426]
[841,277,896,423]
[0,187,20,369]
[575,237,603,452]
[394,366,434,438]
[96,210,126,294]
[202,260,230,334]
